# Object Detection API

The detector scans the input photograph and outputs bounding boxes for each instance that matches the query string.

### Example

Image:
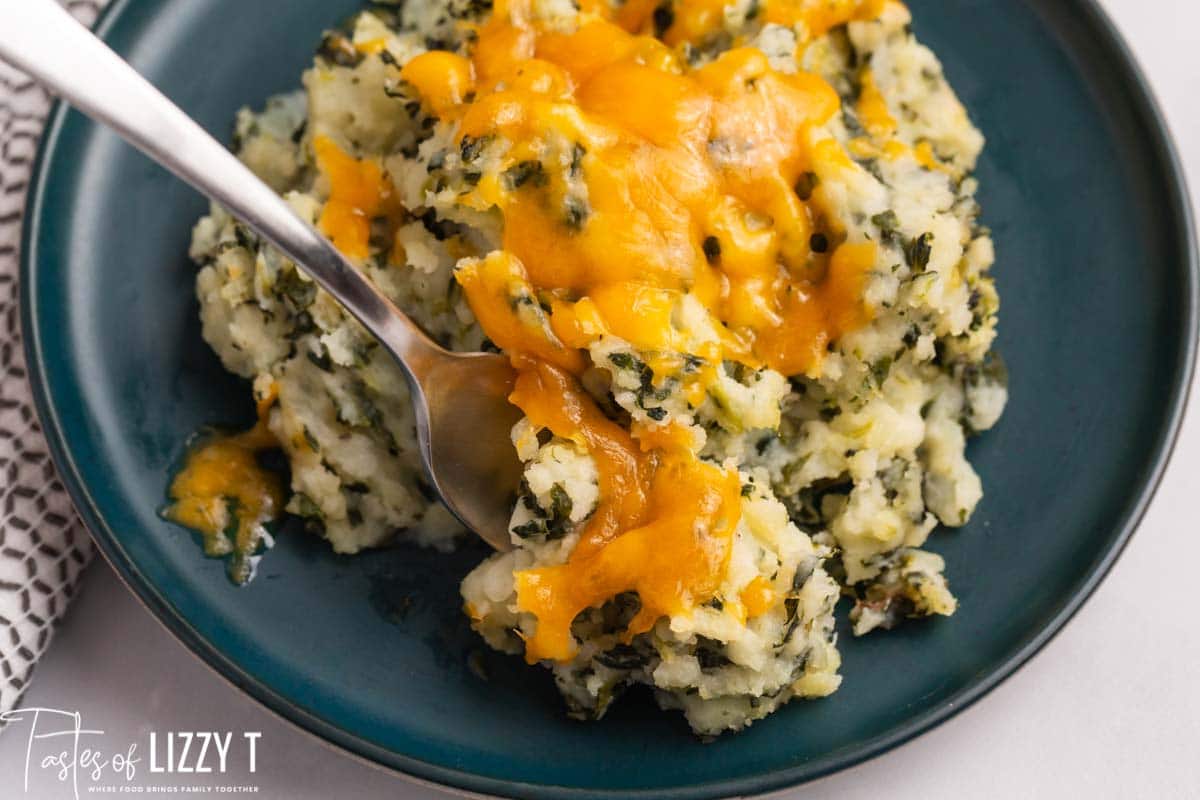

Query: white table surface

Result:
[3,0,1198,797]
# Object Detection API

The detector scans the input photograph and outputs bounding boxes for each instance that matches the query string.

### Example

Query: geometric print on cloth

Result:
[0,0,107,717]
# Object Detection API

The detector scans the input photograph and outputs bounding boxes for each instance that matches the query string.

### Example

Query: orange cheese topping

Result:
[912,140,954,174]
[615,0,887,45]
[455,251,587,374]
[354,37,389,56]
[740,575,779,619]
[752,240,876,376]
[397,0,891,660]
[414,1,882,378]
[166,390,283,583]
[850,65,958,177]
[857,67,898,138]
[400,50,475,117]
[516,455,741,661]
[512,364,741,662]
[509,361,654,560]
[314,135,400,261]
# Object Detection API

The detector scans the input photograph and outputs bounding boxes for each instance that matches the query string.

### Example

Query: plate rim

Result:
[18,0,1199,797]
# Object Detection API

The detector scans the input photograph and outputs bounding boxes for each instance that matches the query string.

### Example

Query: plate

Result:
[21,0,1197,797]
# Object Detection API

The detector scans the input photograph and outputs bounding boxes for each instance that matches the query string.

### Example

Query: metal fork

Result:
[0,0,522,551]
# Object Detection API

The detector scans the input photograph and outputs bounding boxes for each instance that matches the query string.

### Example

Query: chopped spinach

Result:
[871,210,900,246]
[316,31,361,68]
[905,232,933,272]
[652,1,675,37]
[794,171,819,201]
[702,235,722,263]
[459,134,490,163]
[306,347,333,373]
[596,644,647,670]
[502,159,548,190]
[302,426,320,452]
[608,352,642,371]
[695,636,732,671]
[569,143,586,178]
[563,196,590,231]
[512,520,543,538]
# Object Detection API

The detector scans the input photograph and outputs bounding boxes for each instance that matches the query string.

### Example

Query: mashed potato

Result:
[183,0,1006,735]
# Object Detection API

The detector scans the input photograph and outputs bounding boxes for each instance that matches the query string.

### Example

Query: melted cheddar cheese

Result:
[740,575,779,619]
[511,360,741,662]
[166,391,283,583]
[401,0,888,660]
[406,1,883,378]
[857,67,898,138]
[616,0,887,46]
[314,134,400,261]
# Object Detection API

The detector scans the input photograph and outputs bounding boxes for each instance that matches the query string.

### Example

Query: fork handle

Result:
[0,0,449,378]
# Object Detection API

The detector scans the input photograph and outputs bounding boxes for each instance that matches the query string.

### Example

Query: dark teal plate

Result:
[20,0,1197,797]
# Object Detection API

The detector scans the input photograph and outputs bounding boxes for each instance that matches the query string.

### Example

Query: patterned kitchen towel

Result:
[0,0,107,716]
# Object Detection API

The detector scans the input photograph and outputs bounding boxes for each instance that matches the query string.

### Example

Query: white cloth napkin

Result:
[0,0,107,715]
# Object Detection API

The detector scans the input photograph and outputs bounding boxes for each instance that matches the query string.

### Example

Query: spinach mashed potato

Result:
[170,0,1007,736]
